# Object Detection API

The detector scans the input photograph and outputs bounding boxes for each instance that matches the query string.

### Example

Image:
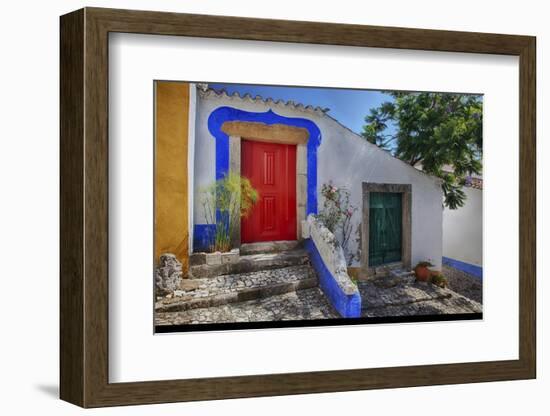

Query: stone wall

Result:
[303,215,361,317]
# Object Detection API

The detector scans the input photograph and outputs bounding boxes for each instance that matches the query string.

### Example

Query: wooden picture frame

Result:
[60,7,536,408]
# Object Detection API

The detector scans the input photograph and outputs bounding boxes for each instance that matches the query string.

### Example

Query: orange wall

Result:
[155,82,190,272]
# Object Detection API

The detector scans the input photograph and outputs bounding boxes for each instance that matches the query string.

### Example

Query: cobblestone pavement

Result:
[155,265,316,311]
[155,288,338,325]
[155,269,483,326]
[443,265,483,304]
[359,276,482,317]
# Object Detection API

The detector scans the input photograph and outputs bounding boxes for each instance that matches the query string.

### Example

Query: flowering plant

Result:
[317,182,357,264]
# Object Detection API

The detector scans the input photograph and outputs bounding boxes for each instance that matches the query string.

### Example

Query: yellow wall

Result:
[155,82,190,273]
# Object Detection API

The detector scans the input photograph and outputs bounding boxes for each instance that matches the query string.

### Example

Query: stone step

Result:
[156,287,338,325]
[369,262,406,277]
[388,269,416,284]
[156,265,318,313]
[239,240,301,255]
[189,249,310,279]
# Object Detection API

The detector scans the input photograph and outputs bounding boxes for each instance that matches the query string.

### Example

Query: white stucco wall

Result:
[193,91,443,269]
[193,89,214,226]
[442,186,483,266]
[187,83,197,255]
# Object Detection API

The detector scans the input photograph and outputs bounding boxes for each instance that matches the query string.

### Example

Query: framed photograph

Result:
[60,7,536,408]
[153,80,484,334]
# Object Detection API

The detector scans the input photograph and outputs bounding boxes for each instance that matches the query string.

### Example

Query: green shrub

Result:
[199,172,259,252]
[430,273,448,288]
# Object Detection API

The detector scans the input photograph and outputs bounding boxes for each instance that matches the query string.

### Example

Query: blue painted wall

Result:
[442,256,483,280]
[193,224,216,252]
[304,239,362,318]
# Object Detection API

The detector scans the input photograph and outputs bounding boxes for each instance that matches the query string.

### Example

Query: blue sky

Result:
[209,83,393,135]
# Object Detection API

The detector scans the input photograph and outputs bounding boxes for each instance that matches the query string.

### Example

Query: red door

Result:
[241,140,297,243]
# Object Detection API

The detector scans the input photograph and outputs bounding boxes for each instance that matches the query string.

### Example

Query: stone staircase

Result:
[188,247,310,279]
[156,243,324,316]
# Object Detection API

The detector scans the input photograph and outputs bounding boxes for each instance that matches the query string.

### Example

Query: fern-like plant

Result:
[199,172,259,252]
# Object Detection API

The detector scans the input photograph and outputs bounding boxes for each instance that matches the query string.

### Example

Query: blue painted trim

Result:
[304,239,362,318]
[443,256,483,280]
[208,107,322,215]
[193,224,216,252]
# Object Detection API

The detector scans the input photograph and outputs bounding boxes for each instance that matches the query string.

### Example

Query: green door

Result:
[369,192,402,267]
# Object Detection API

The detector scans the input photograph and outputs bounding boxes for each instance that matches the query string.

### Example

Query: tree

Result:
[361,92,482,209]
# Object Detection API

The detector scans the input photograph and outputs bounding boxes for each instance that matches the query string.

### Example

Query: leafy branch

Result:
[361,92,483,209]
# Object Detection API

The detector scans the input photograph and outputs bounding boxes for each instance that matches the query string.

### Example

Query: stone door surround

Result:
[361,182,412,276]
[220,120,310,246]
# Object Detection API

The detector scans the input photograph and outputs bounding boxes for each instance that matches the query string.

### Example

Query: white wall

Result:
[194,92,443,268]
[443,186,483,266]
[193,91,217,224]
[0,1,546,416]
[187,83,197,254]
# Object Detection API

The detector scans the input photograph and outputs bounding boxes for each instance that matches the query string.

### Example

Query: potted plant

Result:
[414,261,433,282]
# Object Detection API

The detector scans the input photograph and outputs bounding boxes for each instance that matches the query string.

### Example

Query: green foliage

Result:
[361,101,397,150]
[317,182,357,265]
[199,172,259,252]
[441,173,467,210]
[430,273,448,288]
[361,92,483,209]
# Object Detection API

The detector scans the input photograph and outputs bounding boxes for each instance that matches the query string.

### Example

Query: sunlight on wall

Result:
[155,82,189,271]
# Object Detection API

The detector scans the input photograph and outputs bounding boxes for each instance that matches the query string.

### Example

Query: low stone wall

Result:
[303,215,361,317]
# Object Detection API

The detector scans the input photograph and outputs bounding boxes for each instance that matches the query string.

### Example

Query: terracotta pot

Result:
[414,265,431,282]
